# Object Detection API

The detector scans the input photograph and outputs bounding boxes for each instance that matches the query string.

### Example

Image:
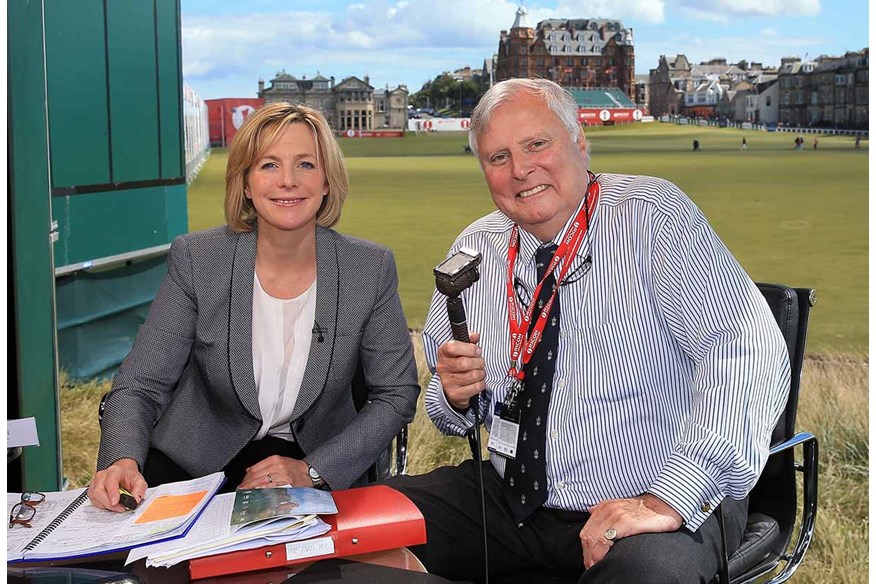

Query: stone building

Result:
[649,56,774,118]
[258,70,409,131]
[495,7,636,100]
[648,54,690,116]
[778,49,868,128]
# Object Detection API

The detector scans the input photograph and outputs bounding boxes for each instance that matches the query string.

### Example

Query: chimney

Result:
[258,79,264,94]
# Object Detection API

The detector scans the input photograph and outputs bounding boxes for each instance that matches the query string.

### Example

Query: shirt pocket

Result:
[571,317,649,403]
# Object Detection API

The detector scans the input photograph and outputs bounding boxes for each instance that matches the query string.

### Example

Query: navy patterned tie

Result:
[503,244,560,524]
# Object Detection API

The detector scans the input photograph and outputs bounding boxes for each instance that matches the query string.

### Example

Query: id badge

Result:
[487,402,520,459]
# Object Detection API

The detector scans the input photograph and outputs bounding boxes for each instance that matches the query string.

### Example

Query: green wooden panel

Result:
[107,1,159,182]
[9,0,63,491]
[44,0,110,188]
[56,256,168,379]
[157,0,183,178]
[52,187,170,266]
[165,183,189,237]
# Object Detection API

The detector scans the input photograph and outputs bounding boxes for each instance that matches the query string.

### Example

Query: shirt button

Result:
[700,502,712,513]
[556,481,566,490]
[561,331,568,339]
[558,378,566,388]
[550,430,558,440]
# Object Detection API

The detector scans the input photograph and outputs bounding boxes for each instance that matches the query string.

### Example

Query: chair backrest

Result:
[748,284,815,549]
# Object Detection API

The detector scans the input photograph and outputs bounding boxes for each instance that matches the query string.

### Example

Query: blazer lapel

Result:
[291,226,338,420]
[228,229,262,421]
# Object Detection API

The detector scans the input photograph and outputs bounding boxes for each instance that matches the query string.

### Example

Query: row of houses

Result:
[246,7,865,132]
[648,50,868,129]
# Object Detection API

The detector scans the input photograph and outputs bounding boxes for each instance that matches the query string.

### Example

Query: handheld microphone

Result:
[434,248,482,346]
[433,247,490,583]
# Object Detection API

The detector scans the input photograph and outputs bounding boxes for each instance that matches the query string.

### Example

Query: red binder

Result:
[188,485,426,580]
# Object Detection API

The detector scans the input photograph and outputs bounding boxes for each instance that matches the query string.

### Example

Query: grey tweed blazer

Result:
[96,225,420,489]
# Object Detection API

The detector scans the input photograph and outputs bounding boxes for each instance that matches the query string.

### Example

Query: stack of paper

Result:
[8,471,225,562]
[128,487,338,568]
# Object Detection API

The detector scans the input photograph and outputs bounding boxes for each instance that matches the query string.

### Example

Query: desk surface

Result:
[10,548,450,584]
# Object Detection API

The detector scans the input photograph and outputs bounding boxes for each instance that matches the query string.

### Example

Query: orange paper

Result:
[135,490,208,524]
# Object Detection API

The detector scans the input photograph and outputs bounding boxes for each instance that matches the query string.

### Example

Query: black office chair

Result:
[714,283,818,584]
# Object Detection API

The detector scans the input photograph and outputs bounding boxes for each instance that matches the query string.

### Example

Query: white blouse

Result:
[251,273,317,441]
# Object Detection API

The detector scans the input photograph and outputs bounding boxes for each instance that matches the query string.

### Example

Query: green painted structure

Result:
[48,0,188,380]
[9,0,187,489]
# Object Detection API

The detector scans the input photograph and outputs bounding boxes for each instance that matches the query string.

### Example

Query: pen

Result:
[118,488,139,511]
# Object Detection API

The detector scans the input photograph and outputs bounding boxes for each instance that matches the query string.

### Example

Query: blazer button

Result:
[700,502,712,513]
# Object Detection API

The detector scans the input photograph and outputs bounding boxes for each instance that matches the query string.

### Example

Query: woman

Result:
[88,103,420,511]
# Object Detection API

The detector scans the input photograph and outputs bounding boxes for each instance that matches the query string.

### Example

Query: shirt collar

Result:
[515,176,598,268]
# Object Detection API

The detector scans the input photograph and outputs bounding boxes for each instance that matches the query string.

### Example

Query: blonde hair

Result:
[225,103,349,232]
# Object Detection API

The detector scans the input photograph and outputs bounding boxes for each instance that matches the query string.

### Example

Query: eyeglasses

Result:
[9,491,46,529]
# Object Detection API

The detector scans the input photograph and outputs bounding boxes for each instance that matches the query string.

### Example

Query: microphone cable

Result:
[466,394,490,584]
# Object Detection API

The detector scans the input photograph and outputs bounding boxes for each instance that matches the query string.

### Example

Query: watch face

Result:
[308,466,319,479]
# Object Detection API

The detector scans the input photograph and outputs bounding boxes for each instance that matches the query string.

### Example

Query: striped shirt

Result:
[423,173,790,531]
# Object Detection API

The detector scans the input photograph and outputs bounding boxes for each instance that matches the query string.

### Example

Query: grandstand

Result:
[568,88,637,109]
[566,87,643,125]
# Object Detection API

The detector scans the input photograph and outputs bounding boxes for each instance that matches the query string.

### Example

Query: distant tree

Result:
[411,73,482,116]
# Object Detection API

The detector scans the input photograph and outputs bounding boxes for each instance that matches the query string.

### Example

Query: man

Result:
[387,79,790,582]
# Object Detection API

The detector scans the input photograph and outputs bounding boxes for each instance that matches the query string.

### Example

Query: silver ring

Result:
[604,527,617,542]
[267,474,273,484]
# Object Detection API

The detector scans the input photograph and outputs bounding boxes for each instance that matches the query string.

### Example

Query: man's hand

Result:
[435,332,486,410]
[580,494,684,569]
[87,458,148,512]
[238,456,311,489]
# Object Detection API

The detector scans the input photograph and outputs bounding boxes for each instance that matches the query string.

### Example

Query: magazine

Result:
[128,487,337,568]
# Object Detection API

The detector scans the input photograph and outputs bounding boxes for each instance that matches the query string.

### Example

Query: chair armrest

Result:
[394,426,408,476]
[762,432,818,584]
[719,432,819,584]
[769,431,816,456]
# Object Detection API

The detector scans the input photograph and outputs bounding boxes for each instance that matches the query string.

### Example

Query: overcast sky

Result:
[181,0,870,100]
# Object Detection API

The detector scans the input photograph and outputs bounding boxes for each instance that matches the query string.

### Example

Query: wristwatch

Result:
[307,464,326,489]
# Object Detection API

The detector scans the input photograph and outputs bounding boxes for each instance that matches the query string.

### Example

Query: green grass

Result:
[187,123,868,351]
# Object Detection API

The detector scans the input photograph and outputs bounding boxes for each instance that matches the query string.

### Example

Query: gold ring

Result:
[267,474,273,484]
[604,527,617,542]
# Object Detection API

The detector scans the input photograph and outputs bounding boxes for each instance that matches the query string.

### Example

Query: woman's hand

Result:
[87,458,148,512]
[238,456,312,489]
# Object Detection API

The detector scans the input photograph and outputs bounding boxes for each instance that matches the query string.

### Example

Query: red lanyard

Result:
[505,175,599,382]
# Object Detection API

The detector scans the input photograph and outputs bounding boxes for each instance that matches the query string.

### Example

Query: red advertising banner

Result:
[577,108,645,126]
[206,98,265,146]
[336,130,405,138]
